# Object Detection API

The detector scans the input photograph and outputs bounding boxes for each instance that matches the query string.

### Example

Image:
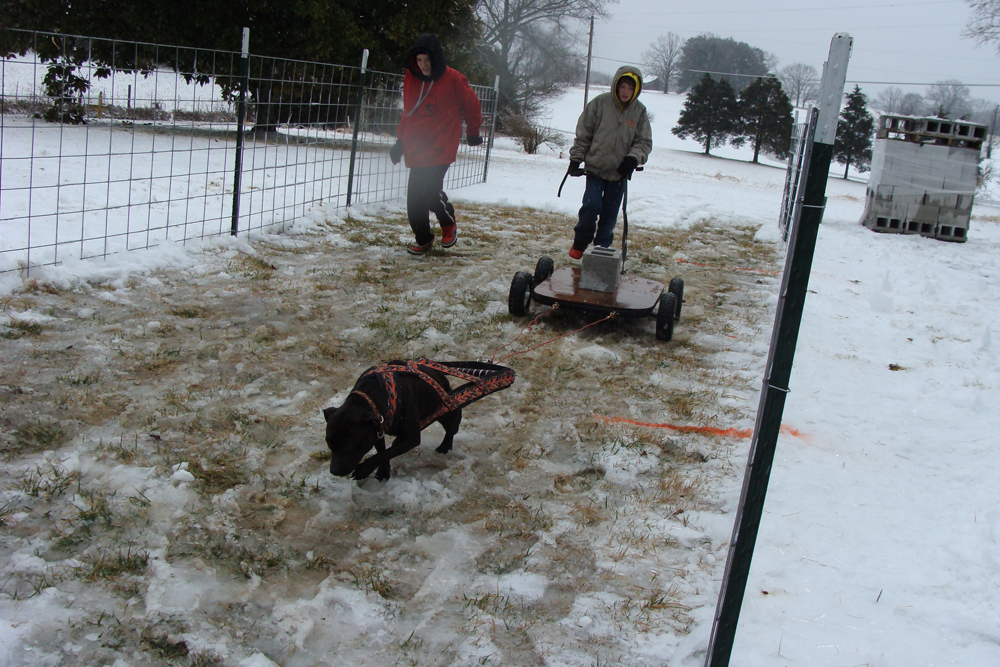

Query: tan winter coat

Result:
[570,65,653,181]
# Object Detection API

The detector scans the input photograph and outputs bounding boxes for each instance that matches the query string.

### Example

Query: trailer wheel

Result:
[668,277,684,321]
[509,271,533,316]
[656,292,677,341]
[534,256,555,284]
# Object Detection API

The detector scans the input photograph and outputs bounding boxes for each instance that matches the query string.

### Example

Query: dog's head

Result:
[323,398,382,476]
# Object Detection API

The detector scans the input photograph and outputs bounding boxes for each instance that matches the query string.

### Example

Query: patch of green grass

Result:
[1,573,60,600]
[13,419,68,454]
[2,318,42,339]
[96,434,142,464]
[19,462,80,499]
[82,545,150,581]
[355,264,388,285]
[188,456,250,494]
[139,348,182,375]
[234,254,277,280]
[0,499,14,526]
[350,563,395,598]
[75,488,116,526]
[56,369,101,386]
[168,305,206,319]
[142,629,190,660]
[234,541,287,579]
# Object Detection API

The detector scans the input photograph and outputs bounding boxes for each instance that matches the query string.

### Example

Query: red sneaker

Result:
[441,224,457,248]
[568,246,584,260]
[407,240,433,256]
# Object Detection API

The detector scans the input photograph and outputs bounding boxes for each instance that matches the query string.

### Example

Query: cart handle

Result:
[620,166,642,274]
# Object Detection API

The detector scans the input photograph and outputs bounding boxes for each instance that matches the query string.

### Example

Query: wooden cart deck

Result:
[532,267,663,316]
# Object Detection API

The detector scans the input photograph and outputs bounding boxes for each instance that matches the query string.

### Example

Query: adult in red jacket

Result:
[390,33,483,255]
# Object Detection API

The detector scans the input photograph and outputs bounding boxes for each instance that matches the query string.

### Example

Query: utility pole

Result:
[989,104,997,159]
[583,15,594,110]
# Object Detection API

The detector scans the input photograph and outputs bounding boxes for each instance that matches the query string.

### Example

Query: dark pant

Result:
[407,165,453,245]
[574,175,626,250]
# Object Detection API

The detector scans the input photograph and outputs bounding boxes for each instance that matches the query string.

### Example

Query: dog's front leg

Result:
[351,437,387,481]
[375,433,421,481]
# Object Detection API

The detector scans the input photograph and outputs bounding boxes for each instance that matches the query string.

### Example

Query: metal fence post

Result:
[230,27,250,236]
[483,75,500,183]
[346,49,369,207]
[704,32,853,667]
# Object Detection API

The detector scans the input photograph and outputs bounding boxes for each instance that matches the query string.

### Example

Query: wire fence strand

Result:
[0,28,499,275]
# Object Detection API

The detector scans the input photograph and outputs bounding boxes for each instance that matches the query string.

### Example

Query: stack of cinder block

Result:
[861,115,986,242]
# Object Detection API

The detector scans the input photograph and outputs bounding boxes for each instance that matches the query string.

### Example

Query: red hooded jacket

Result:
[397,34,483,169]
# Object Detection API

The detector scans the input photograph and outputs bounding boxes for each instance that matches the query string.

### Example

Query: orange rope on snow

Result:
[670,258,780,276]
[594,414,808,440]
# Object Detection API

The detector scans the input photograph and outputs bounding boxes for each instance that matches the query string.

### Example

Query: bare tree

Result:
[763,51,780,75]
[642,33,684,93]
[898,92,926,116]
[969,97,999,127]
[778,63,819,107]
[925,79,972,119]
[963,0,1000,51]
[874,86,906,114]
[476,0,615,116]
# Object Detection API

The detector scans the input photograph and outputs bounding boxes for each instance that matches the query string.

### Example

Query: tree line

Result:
[0,0,613,125]
[2,0,993,173]
[643,31,996,128]
[669,72,876,180]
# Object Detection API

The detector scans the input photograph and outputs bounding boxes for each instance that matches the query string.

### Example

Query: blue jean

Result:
[574,175,626,250]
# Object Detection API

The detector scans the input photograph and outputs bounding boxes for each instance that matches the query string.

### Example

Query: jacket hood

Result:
[612,65,643,110]
[406,33,447,82]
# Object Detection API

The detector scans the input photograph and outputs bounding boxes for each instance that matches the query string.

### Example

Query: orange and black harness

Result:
[350,359,515,437]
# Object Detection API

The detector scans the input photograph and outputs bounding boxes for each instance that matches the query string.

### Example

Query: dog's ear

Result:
[323,405,339,422]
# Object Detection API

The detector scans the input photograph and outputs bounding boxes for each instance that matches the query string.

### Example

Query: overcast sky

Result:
[585,0,1000,104]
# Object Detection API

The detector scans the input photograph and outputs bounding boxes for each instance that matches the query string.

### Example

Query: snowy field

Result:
[1,84,999,666]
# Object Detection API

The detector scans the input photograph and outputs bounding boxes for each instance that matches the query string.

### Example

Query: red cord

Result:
[493,310,614,364]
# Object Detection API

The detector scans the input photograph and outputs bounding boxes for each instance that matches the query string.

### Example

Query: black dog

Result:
[324,360,462,481]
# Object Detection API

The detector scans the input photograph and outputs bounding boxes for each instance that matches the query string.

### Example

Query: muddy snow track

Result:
[0,203,780,666]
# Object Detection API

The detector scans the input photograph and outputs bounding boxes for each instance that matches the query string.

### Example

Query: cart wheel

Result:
[668,277,684,321]
[656,292,677,342]
[509,271,533,316]
[534,256,555,284]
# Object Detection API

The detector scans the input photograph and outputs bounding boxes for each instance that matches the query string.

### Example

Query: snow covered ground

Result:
[1,84,999,666]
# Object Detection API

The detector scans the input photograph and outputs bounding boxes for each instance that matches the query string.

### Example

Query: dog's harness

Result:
[350,359,515,437]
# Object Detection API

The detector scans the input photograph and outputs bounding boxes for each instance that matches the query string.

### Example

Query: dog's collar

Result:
[351,390,387,437]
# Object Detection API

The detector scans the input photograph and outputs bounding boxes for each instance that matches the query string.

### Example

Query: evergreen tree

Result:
[731,77,794,164]
[834,85,875,179]
[677,35,770,94]
[672,74,739,156]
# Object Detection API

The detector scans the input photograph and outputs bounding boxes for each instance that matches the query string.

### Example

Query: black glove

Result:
[617,155,638,179]
[568,160,585,177]
[466,134,483,146]
[389,139,403,165]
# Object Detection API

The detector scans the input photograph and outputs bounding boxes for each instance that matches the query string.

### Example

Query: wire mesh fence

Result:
[778,109,817,242]
[0,28,498,275]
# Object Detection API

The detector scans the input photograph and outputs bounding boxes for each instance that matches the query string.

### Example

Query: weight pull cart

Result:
[508,171,684,341]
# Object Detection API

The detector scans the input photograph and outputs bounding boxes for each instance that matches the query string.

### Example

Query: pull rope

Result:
[491,307,616,364]
[489,306,556,363]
